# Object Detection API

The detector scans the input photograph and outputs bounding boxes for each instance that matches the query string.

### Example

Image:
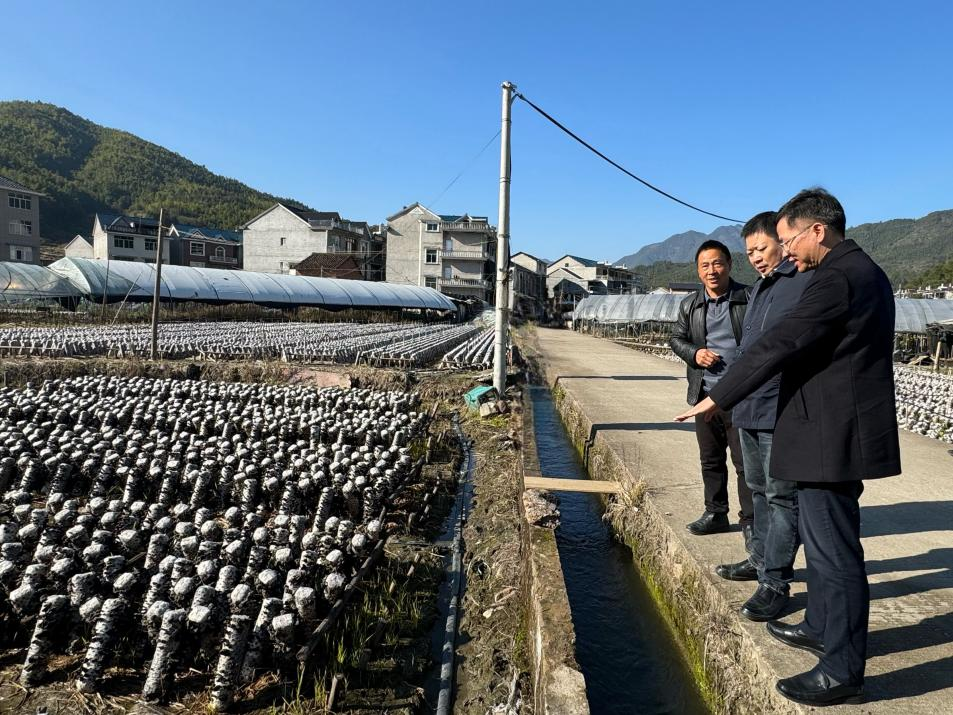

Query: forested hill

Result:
[618,211,953,288]
[0,101,312,241]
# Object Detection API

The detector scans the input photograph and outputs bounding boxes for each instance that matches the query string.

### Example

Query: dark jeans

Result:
[694,408,753,525]
[799,480,868,685]
[740,429,800,594]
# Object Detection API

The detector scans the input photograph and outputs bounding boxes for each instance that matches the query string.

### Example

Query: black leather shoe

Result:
[741,585,789,622]
[777,664,864,706]
[766,620,825,658]
[742,523,754,554]
[686,511,730,535]
[715,559,757,581]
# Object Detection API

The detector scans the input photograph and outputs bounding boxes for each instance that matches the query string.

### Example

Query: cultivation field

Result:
[0,321,497,370]
[0,359,528,714]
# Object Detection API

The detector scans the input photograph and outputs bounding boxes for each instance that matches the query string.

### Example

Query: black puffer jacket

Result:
[669,281,749,405]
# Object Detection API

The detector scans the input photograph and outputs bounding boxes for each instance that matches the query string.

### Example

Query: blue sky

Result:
[4,1,952,261]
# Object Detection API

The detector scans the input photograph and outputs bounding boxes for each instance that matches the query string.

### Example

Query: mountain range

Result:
[617,224,743,266]
[617,211,953,286]
[0,101,312,242]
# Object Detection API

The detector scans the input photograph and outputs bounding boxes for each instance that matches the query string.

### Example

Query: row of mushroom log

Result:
[0,375,427,707]
[0,321,486,368]
[894,366,953,443]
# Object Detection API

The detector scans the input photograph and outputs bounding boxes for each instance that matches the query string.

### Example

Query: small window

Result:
[425,276,437,289]
[144,239,157,252]
[190,242,204,256]
[8,220,32,236]
[113,236,134,249]
[215,246,225,258]
[10,246,32,261]
[280,236,287,246]
[425,222,439,232]
[425,248,438,264]
[8,192,32,210]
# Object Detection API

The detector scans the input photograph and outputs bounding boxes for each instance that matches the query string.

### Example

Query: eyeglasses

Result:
[779,222,822,252]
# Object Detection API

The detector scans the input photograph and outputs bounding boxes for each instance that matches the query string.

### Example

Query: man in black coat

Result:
[669,240,754,540]
[676,188,901,706]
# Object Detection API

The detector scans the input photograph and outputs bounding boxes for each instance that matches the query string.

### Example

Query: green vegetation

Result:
[906,257,953,289]
[0,100,313,241]
[631,252,759,290]
[847,211,953,285]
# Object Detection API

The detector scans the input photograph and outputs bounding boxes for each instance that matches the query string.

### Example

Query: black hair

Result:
[695,239,732,264]
[777,187,846,236]
[741,211,779,240]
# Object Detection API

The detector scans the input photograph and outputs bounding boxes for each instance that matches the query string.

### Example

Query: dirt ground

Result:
[452,400,532,715]
[0,358,531,714]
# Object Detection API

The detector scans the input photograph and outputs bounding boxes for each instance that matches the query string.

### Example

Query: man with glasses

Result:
[676,188,900,706]
[670,240,754,544]
[713,211,812,626]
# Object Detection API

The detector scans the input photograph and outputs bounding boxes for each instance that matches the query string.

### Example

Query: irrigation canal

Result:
[530,386,709,714]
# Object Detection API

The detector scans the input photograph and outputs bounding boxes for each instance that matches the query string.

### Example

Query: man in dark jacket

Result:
[669,240,754,539]
[714,211,813,625]
[676,188,901,706]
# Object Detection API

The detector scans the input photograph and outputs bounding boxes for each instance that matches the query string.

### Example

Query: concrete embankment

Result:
[531,327,953,714]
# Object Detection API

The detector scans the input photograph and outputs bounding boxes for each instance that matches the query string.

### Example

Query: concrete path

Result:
[535,327,953,713]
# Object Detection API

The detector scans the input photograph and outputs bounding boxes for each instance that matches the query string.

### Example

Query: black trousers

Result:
[799,480,868,685]
[694,408,753,524]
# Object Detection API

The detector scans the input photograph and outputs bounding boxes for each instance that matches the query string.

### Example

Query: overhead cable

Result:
[427,129,502,210]
[514,91,742,223]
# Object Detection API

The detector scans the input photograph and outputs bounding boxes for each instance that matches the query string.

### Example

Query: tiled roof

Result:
[0,175,41,194]
[97,213,160,229]
[293,252,363,279]
[285,205,341,222]
[561,255,599,267]
[172,223,242,243]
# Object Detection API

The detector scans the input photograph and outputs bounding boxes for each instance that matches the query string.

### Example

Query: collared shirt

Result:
[701,291,738,392]
[731,259,813,430]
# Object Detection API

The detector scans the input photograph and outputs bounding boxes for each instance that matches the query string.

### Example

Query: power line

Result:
[513,91,742,224]
[426,129,502,210]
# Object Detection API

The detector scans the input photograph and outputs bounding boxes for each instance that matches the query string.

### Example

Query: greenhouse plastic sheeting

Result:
[573,292,953,335]
[43,258,455,310]
[0,262,81,303]
[572,293,683,323]
[894,298,953,333]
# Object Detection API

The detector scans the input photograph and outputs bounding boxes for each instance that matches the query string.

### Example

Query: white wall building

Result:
[385,203,496,303]
[0,176,43,264]
[240,203,375,276]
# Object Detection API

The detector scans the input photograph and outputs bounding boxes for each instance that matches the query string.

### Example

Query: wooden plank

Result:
[524,476,621,494]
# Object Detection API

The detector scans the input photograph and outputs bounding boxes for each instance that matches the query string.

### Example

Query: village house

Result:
[385,203,497,303]
[240,203,378,278]
[167,222,242,269]
[510,251,548,318]
[0,175,43,264]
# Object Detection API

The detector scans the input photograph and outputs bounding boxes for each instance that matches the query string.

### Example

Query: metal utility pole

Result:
[493,81,515,396]
[150,208,164,360]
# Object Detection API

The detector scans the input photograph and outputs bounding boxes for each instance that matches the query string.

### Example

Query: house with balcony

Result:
[385,203,496,303]
[85,213,170,264]
[546,254,641,312]
[167,222,242,269]
[1,175,44,264]
[510,251,548,318]
[240,203,376,276]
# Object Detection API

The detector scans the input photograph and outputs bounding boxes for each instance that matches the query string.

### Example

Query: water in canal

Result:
[530,386,709,715]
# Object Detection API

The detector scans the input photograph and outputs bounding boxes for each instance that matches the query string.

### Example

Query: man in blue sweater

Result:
[713,212,813,625]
